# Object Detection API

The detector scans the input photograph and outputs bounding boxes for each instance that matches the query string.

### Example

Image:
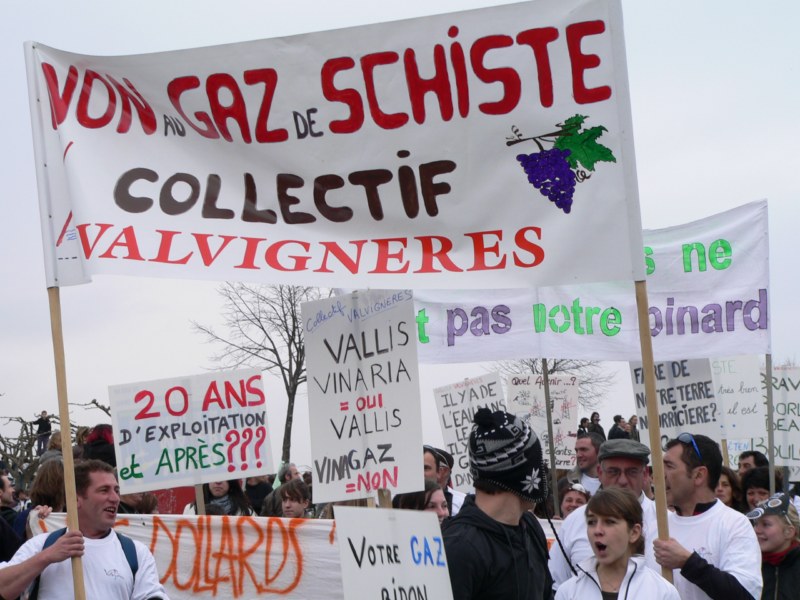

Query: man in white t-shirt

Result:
[654,433,762,600]
[549,438,659,589]
[560,432,603,496]
[0,459,168,600]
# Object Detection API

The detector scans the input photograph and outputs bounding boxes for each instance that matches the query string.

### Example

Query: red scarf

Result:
[763,541,800,566]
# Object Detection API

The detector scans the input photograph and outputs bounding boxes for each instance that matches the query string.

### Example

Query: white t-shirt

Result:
[0,530,169,600]
[666,499,762,600]
[549,492,658,589]
[579,473,601,495]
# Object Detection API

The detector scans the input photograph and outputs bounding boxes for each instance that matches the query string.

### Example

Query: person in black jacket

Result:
[747,492,800,600]
[586,412,605,441]
[442,408,553,600]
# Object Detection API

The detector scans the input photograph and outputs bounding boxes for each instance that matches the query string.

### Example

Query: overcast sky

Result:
[2,1,798,468]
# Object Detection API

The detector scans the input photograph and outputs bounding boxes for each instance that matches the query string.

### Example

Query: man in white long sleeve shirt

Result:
[549,438,659,589]
[654,433,761,600]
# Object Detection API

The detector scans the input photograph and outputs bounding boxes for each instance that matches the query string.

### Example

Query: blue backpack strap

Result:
[29,528,68,600]
[115,531,139,579]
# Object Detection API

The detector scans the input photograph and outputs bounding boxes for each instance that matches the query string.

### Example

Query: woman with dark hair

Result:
[13,461,65,538]
[747,492,800,599]
[742,466,783,511]
[715,466,746,513]
[280,479,312,519]
[586,412,606,441]
[556,488,679,599]
[184,479,254,516]
[393,479,449,525]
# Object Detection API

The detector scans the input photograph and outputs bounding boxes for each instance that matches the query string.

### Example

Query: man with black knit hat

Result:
[442,408,553,600]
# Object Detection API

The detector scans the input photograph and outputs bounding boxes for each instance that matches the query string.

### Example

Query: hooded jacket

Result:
[442,495,553,600]
[555,555,679,600]
[762,544,800,600]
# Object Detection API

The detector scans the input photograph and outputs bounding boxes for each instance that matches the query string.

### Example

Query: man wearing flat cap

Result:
[549,438,659,590]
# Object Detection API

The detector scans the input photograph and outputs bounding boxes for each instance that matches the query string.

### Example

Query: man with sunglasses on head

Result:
[655,432,762,600]
[549,438,660,589]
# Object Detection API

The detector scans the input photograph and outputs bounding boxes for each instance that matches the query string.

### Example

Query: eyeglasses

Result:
[677,432,702,461]
[603,467,644,480]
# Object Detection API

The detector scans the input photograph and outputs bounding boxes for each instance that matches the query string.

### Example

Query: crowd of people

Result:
[1,414,799,599]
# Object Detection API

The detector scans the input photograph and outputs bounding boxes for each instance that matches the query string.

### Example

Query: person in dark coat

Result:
[747,492,800,600]
[586,411,605,441]
[442,409,553,600]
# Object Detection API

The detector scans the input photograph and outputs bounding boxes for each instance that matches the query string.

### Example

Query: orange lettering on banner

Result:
[152,515,305,597]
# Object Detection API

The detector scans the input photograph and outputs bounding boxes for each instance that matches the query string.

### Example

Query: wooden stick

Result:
[765,353,776,494]
[721,439,730,468]
[194,485,206,515]
[635,280,672,582]
[47,287,86,600]
[541,359,560,518]
[377,489,393,508]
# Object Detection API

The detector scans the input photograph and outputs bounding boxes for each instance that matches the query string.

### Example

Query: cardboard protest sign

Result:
[109,369,274,493]
[631,359,720,448]
[710,355,765,439]
[27,0,645,290]
[735,368,800,468]
[335,506,453,600]
[433,373,506,491]
[506,374,579,469]
[303,290,421,503]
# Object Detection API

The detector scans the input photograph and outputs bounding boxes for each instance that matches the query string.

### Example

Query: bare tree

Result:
[495,358,616,411]
[193,283,325,464]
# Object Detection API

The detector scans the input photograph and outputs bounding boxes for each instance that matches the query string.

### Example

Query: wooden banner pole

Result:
[635,280,672,582]
[765,353,776,494]
[541,359,560,518]
[194,485,206,515]
[47,286,86,600]
[721,439,730,468]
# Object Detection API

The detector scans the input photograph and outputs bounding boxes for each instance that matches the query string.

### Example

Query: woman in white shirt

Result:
[555,488,679,600]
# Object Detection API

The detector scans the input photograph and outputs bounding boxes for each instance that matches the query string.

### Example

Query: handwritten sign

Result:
[738,368,800,468]
[506,374,579,469]
[303,290,422,503]
[710,355,765,438]
[433,373,506,492]
[631,359,720,448]
[335,506,453,600]
[30,512,559,599]
[109,369,274,493]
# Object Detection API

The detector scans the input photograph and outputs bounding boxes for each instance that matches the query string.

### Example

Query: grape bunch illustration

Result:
[507,115,616,214]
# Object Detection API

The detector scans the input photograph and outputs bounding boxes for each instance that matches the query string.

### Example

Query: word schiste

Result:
[336,506,453,600]
[109,368,274,493]
[303,290,423,503]
[433,373,506,492]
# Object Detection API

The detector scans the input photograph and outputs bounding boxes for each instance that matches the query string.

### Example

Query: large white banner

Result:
[26,0,645,289]
[399,200,769,362]
[109,369,275,493]
[302,290,422,503]
[433,373,506,492]
[335,506,453,600]
[31,512,561,600]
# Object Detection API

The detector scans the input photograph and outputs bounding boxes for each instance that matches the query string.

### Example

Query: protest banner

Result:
[109,368,274,493]
[398,200,769,363]
[710,355,765,439]
[335,506,453,600]
[433,373,505,492]
[736,367,800,468]
[630,359,720,448]
[30,512,560,599]
[27,0,645,291]
[303,290,422,503]
[506,374,579,469]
